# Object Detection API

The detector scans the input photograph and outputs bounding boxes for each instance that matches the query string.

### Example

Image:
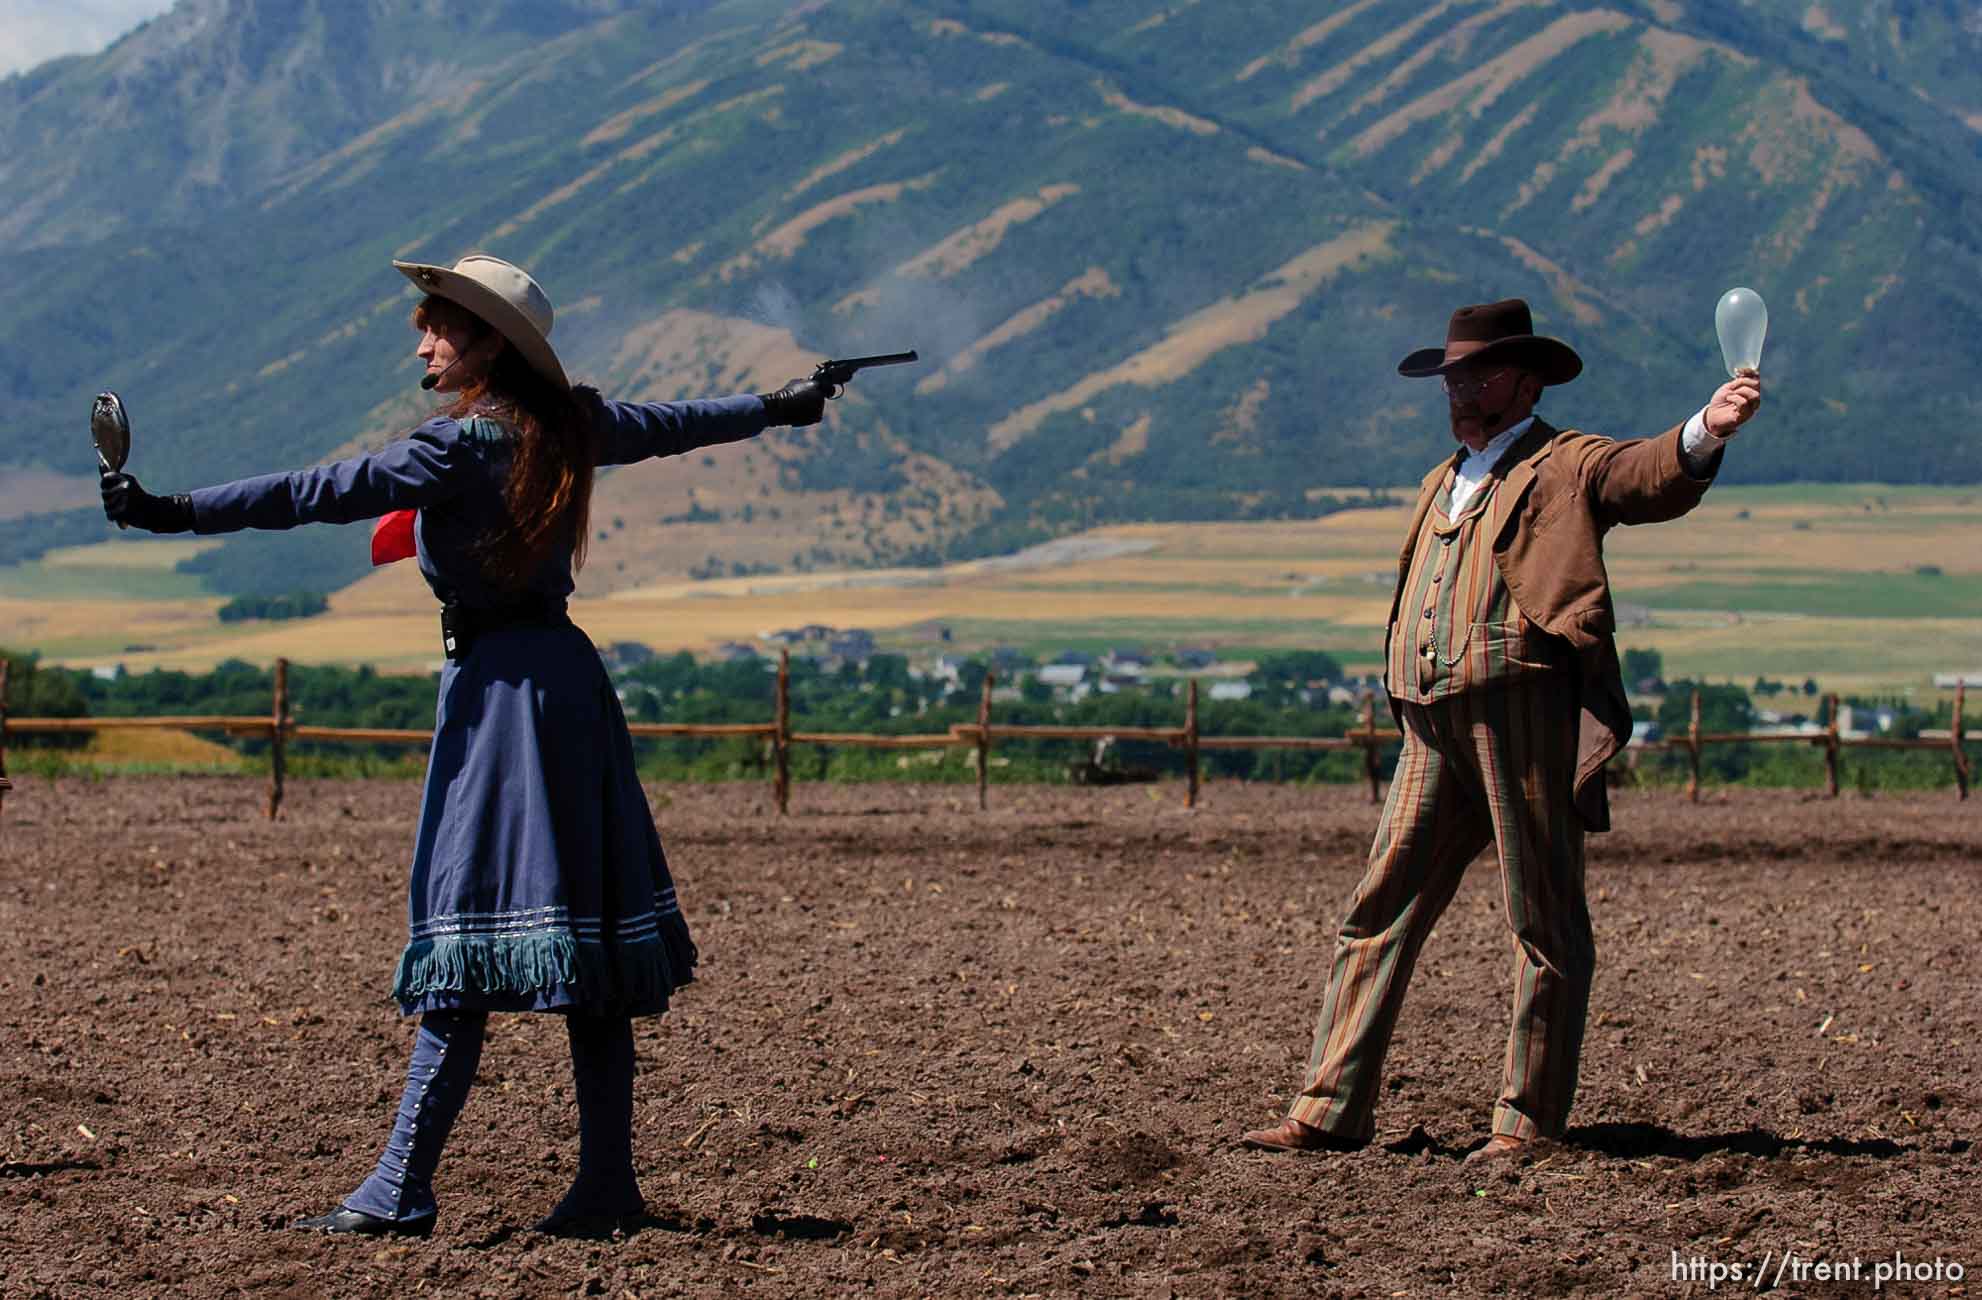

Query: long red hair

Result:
[413,295,599,588]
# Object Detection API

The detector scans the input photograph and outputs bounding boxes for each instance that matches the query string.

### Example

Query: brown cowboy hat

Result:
[1397,298,1582,386]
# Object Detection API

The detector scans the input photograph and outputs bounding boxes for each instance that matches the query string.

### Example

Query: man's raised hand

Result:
[1704,370,1762,439]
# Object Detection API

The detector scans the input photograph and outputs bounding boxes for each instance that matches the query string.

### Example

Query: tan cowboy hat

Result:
[391,253,570,391]
[1397,298,1582,386]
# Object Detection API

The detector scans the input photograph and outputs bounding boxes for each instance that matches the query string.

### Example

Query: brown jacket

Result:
[1384,418,1720,830]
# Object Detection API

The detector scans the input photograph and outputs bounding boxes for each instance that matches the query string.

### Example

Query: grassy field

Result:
[1627,574,1982,619]
[0,537,222,601]
[5,486,1978,700]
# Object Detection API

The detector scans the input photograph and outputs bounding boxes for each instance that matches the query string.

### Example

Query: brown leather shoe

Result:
[1239,1117,1366,1153]
[1463,1134,1529,1164]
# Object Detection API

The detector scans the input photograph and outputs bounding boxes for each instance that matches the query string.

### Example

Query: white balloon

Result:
[1715,287,1768,377]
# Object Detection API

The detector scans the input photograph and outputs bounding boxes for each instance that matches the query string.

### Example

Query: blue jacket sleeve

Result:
[186,419,474,534]
[588,391,770,467]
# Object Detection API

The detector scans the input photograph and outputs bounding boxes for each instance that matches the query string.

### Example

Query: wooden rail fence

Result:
[1648,685,1970,802]
[0,657,1969,824]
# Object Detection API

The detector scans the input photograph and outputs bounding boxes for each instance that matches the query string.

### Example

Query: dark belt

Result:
[440,598,569,660]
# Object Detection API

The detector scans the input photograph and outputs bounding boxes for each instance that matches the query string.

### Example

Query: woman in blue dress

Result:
[99,253,827,1238]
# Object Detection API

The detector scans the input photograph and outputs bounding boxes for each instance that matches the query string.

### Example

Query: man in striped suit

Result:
[1242,299,1761,1162]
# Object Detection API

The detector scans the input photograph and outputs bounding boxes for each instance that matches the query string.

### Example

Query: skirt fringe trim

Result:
[391,914,697,1017]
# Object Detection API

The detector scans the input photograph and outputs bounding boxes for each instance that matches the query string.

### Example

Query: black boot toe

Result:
[532,1199,645,1239]
[292,1207,436,1239]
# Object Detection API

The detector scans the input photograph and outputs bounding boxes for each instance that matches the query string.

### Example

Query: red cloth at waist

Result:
[371,510,417,565]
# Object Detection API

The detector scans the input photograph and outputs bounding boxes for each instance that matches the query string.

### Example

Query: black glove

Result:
[101,471,195,534]
[757,378,828,428]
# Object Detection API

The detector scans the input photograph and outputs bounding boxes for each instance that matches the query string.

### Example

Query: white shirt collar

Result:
[1448,415,1536,516]
[1455,415,1536,481]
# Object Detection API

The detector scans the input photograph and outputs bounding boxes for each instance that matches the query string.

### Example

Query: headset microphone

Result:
[420,356,462,391]
[1469,379,1530,436]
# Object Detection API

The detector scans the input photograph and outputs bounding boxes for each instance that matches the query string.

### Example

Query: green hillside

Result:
[3,0,1978,596]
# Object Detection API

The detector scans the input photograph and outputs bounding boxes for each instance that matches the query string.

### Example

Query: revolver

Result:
[811,350,919,398]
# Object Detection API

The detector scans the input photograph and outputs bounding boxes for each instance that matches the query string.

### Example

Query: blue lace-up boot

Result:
[295,1010,487,1236]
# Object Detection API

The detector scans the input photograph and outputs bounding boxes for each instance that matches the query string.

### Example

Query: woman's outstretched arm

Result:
[109,420,478,535]
[586,380,825,468]
[587,393,770,468]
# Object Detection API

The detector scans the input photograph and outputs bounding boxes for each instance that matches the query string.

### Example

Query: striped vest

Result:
[1385,470,1569,703]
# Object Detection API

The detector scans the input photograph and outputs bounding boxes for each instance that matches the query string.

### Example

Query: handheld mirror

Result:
[91,391,130,474]
[91,391,131,530]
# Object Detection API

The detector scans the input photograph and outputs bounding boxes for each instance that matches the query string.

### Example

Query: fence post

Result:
[0,659,11,825]
[976,670,994,811]
[1954,683,1969,801]
[775,649,791,816]
[267,658,288,820]
[1687,688,1702,802]
[1184,678,1200,810]
[1361,693,1381,804]
[1824,693,1841,799]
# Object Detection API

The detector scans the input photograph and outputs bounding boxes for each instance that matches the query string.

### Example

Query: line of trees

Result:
[216,591,329,622]
[616,650,1380,784]
[0,646,1382,782]
[1,645,1970,790]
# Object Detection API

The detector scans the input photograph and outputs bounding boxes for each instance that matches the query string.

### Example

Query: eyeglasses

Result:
[1440,367,1514,400]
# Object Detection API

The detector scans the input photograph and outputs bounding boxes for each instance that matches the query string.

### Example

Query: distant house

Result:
[1836,704,1899,739]
[1614,602,1654,628]
[1208,680,1252,702]
[1174,647,1218,670]
[715,641,761,663]
[1933,671,1982,688]
[759,628,799,645]
[1051,650,1094,667]
[989,645,1032,673]
[933,654,971,686]
[1037,663,1087,691]
[598,641,656,673]
[1096,671,1146,695]
[1629,720,1662,746]
[1103,647,1152,673]
[797,623,836,642]
[828,629,876,660]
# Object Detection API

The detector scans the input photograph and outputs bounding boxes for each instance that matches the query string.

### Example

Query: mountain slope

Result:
[0,0,676,248]
[3,0,1977,598]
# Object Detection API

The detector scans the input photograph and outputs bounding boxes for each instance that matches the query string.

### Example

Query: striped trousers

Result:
[1289,682,1594,1142]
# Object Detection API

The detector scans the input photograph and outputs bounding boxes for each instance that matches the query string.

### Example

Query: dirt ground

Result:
[2,777,1977,1298]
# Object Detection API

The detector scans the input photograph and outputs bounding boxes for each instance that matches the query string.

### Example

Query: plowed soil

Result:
[2,778,1977,1297]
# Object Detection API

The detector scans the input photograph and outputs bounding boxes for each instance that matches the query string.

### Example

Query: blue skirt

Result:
[390,620,697,1017]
